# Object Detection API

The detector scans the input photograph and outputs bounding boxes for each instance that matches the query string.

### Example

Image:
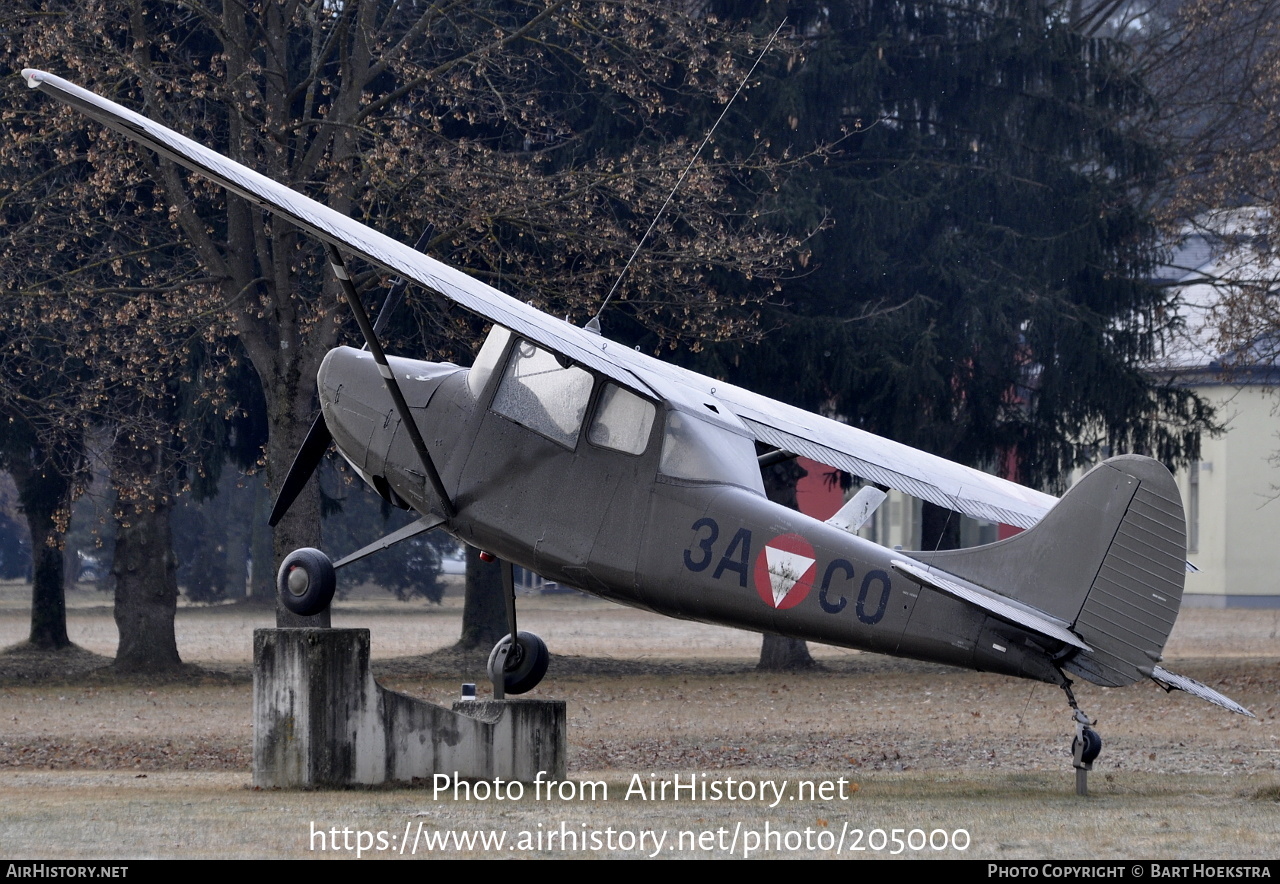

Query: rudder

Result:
[1061,457,1186,686]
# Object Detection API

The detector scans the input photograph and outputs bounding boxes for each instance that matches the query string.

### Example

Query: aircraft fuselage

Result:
[318,338,1065,686]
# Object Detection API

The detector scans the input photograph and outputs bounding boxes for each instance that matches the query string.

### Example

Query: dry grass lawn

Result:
[1,579,1278,859]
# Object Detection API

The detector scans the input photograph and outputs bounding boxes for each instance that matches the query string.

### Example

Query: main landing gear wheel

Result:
[487,631,550,695]
[277,547,337,616]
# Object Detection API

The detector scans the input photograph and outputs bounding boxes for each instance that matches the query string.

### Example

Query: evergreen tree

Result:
[707,0,1212,507]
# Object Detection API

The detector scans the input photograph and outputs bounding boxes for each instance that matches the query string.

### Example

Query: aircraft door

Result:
[456,340,655,596]
[576,383,658,596]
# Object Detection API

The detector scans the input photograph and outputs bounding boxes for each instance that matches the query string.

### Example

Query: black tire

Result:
[1075,731,1105,762]
[277,547,337,616]
[1080,727,1102,764]
[487,631,550,694]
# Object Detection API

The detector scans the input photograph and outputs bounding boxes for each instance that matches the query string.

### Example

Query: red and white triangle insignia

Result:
[764,546,816,607]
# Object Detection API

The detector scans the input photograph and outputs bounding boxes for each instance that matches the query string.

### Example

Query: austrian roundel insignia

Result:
[753,533,817,609]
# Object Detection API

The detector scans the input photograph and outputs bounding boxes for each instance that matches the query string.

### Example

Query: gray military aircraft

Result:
[24,70,1252,768]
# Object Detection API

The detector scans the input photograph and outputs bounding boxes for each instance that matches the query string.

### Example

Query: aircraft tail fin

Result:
[910,455,1186,688]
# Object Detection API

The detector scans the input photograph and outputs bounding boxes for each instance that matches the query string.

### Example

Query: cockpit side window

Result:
[659,410,765,494]
[466,324,513,399]
[588,383,656,455]
[491,339,594,448]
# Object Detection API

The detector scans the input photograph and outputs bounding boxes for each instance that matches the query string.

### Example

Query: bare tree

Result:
[5,2,809,645]
[1116,0,1280,390]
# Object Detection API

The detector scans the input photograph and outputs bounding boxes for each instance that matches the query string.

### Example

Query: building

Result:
[1151,212,1280,607]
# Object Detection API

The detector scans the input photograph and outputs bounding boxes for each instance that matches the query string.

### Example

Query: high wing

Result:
[20,70,651,396]
[617,347,1056,527]
[25,68,1056,529]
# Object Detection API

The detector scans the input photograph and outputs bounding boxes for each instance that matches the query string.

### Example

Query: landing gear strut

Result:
[485,556,549,698]
[1060,676,1102,796]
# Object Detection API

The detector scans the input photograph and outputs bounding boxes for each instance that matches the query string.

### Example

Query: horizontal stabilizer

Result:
[910,456,1186,688]
[826,486,887,534]
[889,559,1090,651]
[1151,666,1254,717]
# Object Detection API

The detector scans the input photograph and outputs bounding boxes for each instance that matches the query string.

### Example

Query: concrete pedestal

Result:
[253,628,566,788]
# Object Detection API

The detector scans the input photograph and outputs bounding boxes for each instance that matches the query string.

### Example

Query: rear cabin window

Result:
[659,411,765,494]
[491,339,594,448]
[588,384,656,455]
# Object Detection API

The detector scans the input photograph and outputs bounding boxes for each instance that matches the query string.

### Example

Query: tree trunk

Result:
[10,456,73,650]
[29,525,69,650]
[457,545,507,651]
[757,459,817,671]
[110,437,182,674]
[758,634,818,671]
[920,501,962,552]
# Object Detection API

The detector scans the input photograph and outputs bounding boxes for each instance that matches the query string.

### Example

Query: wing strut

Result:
[326,244,455,519]
[332,514,446,570]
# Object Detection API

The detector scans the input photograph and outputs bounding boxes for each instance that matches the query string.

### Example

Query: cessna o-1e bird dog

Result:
[25,69,1251,771]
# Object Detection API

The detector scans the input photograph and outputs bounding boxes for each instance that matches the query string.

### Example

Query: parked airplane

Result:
[23,69,1252,776]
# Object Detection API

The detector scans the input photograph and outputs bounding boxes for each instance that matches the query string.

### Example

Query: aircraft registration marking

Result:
[817,560,892,624]
[681,518,893,624]
[683,517,752,586]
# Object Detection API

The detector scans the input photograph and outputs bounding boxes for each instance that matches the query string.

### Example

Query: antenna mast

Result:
[591,20,786,327]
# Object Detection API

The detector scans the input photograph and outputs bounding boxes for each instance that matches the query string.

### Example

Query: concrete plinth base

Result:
[253,628,566,788]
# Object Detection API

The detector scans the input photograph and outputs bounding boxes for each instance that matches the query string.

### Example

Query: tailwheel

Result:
[1060,675,1101,796]
[487,631,550,695]
[277,547,337,616]
[1074,723,1103,766]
